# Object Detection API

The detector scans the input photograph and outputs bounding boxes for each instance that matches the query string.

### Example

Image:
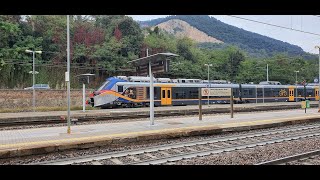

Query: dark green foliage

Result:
[1,15,319,90]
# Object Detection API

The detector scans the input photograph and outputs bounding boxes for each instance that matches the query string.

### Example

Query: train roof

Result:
[111,76,315,88]
[115,81,315,89]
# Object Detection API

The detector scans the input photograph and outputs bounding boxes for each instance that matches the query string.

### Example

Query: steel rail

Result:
[255,149,320,165]
[30,124,320,165]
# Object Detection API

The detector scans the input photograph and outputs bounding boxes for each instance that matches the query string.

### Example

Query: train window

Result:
[176,91,186,99]
[168,90,171,98]
[307,89,313,96]
[118,86,123,92]
[189,91,198,99]
[182,80,185,83]
[97,81,110,91]
[249,89,253,96]
[233,90,237,97]
[162,90,165,98]
[124,88,136,99]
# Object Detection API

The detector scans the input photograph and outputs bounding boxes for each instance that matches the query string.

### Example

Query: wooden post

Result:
[199,87,202,120]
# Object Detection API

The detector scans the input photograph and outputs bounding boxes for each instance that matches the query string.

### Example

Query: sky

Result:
[128,15,320,54]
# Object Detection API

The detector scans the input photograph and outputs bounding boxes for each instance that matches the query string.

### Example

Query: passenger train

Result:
[88,76,319,108]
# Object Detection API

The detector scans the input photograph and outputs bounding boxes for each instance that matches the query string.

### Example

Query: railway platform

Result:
[0,101,318,125]
[1,107,320,158]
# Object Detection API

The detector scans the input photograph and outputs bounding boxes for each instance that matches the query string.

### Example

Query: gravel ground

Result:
[0,109,303,131]
[287,155,320,165]
[0,121,318,165]
[168,136,320,165]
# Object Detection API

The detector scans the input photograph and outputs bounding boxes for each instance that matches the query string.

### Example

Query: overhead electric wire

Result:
[228,15,320,37]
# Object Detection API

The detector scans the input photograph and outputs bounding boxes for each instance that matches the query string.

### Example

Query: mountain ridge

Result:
[153,19,223,43]
[138,15,315,59]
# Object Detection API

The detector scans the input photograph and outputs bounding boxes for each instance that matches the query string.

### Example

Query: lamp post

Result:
[204,64,212,106]
[25,49,42,112]
[294,70,299,102]
[315,46,320,112]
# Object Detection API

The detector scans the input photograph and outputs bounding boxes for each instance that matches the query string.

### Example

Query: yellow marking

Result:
[1,114,319,149]
[155,84,175,87]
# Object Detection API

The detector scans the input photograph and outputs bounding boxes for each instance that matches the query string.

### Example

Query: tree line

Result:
[0,15,318,89]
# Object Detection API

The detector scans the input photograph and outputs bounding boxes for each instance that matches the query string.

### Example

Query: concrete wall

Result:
[0,89,92,109]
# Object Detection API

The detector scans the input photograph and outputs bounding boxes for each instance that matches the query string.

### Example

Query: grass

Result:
[0,106,96,113]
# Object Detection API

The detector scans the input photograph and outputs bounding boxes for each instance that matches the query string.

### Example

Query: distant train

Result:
[88,76,319,108]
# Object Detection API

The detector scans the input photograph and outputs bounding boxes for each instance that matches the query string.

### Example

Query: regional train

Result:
[88,76,319,108]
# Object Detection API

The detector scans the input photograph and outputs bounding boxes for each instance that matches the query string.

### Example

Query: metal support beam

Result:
[199,88,202,120]
[83,83,85,112]
[148,49,154,125]
[230,94,234,118]
[67,15,71,134]
[32,51,35,112]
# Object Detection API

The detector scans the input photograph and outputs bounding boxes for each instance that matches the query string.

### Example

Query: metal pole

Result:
[207,65,209,106]
[304,84,306,113]
[148,49,154,125]
[83,83,85,112]
[318,48,320,112]
[296,72,298,102]
[67,15,71,134]
[32,51,35,112]
[255,86,257,104]
[230,94,234,118]
[199,87,202,120]
[262,87,265,103]
[267,64,269,82]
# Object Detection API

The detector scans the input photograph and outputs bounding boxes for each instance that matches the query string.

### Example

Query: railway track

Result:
[30,123,320,165]
[256,150,320,165]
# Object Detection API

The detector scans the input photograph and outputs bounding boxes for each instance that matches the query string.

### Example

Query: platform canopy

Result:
[128,52,179,66]
[75,73,95,84]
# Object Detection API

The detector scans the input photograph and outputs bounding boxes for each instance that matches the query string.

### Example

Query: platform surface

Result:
[0,101,317,120]
[0,108,319,154]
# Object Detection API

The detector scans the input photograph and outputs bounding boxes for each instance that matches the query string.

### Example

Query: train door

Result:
[161,87,172,105]
[289,88,294,102]
[316,88,319,101]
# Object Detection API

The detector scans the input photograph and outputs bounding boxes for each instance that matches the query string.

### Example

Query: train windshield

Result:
[97,81,110,91]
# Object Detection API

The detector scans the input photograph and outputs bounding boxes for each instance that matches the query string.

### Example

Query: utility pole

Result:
[67,15,71,134]
[25,50,42,112]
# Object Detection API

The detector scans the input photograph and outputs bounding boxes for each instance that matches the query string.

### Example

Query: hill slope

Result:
[154,19,223,43]
[139,15,313,58]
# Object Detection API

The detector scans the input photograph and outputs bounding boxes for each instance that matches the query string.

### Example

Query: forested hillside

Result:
[0,15,318,89]
[139,15,316,59]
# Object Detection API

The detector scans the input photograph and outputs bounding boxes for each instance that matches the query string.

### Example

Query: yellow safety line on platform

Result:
[0,114,320,150]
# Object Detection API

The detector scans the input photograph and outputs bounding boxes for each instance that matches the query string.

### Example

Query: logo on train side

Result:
[279,89,287,97]
[203,89,209,96]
